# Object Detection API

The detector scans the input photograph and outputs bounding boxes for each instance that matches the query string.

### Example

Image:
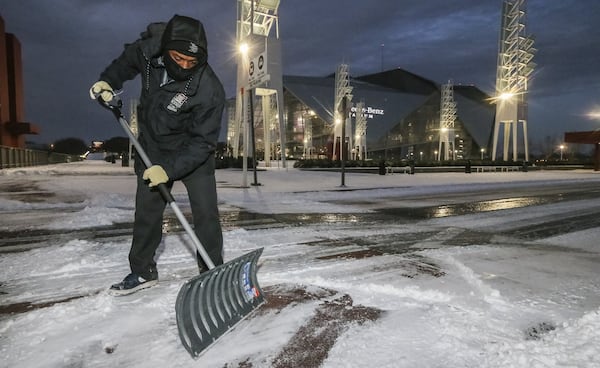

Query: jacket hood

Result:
[161,15,207,64]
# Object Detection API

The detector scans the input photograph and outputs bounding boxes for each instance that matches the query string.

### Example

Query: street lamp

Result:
[239,42,249,55]
[559,144,565,161]
[480,148,485,160]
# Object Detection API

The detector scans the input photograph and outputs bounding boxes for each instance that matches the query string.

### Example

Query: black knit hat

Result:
[161,15,207,62]
[164,39,202,57]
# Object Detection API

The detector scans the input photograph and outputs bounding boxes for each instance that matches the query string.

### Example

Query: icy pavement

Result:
[1,161,600,367]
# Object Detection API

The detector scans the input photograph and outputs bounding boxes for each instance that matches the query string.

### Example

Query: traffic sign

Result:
[248,51,270,89]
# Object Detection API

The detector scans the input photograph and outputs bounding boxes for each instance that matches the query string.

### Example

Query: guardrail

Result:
[0,145,79,169]
[473,166,522,173]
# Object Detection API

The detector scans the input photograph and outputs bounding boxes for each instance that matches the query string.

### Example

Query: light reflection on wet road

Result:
[380,196,549,219]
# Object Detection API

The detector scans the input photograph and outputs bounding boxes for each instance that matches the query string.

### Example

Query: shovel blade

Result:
[175,248,265,358]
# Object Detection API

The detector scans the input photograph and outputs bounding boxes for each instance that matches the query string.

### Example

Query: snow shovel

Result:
[97,97,265,358]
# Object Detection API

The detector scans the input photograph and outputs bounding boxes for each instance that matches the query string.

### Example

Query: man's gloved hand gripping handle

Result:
[89,81,114,102]
[143,165,169,187]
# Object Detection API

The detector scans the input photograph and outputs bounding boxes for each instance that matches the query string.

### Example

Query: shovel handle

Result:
[96,98,175,203]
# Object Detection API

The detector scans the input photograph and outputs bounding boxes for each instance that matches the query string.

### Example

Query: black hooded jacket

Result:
[98,15,225,180]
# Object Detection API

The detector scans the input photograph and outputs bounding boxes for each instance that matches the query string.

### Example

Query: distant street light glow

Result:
[488,91,526,104]
[559,144,565,161]
[586,109,600,120]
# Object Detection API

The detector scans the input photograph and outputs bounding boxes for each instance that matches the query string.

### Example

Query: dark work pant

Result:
[129,164,223,280]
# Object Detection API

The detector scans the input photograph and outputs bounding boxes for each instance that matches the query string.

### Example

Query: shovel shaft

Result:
[100,100,216,269]
[168,201,216,269]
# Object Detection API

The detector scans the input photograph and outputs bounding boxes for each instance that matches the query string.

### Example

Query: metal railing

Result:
[0,145,79,169]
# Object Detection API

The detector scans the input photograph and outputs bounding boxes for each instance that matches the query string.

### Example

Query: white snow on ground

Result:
[1,161,600,367]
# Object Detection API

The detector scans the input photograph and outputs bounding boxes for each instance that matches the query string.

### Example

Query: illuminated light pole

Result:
[560,144,564,161]
[480,148,485,160]
[235,0,284,168]
[237,43,250,187]
[302,109,314,159]
[439,81,457,161]
[333,64,353,161]
[492,0,536,162]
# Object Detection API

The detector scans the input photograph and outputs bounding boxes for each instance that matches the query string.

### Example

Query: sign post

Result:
[244,50,270,186]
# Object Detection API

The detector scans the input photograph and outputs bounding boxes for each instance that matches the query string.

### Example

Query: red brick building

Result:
[0,14,39,148]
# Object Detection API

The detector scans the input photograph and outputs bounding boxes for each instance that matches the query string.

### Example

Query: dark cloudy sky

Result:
[1,1,599,148]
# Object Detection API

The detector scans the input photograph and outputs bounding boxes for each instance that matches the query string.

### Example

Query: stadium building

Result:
[229,67,495,162]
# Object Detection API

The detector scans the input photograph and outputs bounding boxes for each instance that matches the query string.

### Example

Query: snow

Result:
[1,160,600,367]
